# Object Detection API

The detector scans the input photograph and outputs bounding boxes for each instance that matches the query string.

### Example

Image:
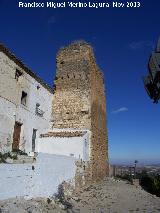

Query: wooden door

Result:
[12,122,22,151]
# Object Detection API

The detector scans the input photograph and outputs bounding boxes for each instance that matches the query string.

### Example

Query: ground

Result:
[0,178,160,213]
[69,178,160,213]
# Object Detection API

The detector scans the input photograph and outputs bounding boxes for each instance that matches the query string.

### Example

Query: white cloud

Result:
[112,107,128,114]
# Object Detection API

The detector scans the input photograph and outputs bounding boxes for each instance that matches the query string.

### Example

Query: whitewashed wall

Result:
[37,130,90,161]
[0,98,16,153]
[0,51,53,153]
[0,153,76,200]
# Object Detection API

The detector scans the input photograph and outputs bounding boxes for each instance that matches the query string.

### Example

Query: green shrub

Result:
[0,151,17,163]
[12,149,27,155]
[116,174,133,183]
[140,173,160,197]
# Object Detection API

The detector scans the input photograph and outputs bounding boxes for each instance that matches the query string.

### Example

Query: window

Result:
[53,85,56,94]
[21,91,27,106]
[37,85,40,90]
[36,103,40,108]
[60,61,65,65]
[32,129,37,152]
[15,69,22,81]
[35,103,44,117]
[81,110,89,115]
[85,139,87,147]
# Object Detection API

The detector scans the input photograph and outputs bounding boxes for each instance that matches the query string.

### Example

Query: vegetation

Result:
[12,149,27,156]
[139,171,160,197]
[116,170,160,197]
[0,152,17,163]
[0,150,27,163]
[116,174,133,183]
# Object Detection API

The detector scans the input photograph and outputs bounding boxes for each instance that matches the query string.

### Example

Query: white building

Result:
[0,44,53,154]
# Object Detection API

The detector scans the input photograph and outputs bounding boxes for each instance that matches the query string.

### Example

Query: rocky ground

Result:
[0,177,160,213]
[69,178,160,213]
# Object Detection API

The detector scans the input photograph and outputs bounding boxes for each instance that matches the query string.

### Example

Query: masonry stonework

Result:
[52,41,109,181]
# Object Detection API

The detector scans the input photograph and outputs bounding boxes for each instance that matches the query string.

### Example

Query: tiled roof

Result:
[40,131,87,138]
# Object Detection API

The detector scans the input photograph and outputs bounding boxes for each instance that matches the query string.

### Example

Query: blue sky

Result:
[0,0,160,164]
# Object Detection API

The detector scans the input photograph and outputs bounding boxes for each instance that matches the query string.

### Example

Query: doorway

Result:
[12,122,22,151]
[32,129,37,152]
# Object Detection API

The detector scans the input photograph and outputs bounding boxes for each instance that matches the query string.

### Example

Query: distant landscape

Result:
[110,159,160,166]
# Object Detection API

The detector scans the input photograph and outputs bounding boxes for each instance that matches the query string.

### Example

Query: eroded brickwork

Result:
[90,62,109,179]
[52,41,109,181]
[52,43,91,130]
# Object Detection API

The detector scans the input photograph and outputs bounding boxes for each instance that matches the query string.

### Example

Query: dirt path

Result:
[69,178,160,213]
[0,197,67,213]
[0,178,160,213]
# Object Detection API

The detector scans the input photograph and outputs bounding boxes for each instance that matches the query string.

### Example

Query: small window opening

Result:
[81,110,89,115]
[37,85,40,90]
[21,91,27,106]
[53,84,56,89]
[85,139,87,146]
[36,103,44,117]
[60,61,64,65]
[53,84,56,94]
[67,74,69,78]
[36,103,40,108]
[15,69,22,81]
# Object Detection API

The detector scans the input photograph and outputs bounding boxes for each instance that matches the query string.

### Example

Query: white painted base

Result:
[0,153,76,200]
[36,129,90,161]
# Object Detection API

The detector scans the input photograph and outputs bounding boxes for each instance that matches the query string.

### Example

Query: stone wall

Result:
[52,43,91,130]
[52,41,109,181]
[90,56,109,179]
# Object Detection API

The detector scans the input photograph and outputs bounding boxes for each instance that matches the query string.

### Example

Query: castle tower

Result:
[52,41,109,179]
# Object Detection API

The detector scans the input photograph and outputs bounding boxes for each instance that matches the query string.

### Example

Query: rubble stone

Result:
[52,41,109,182]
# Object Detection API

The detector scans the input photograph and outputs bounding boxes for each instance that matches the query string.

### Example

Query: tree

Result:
[134,160,138,179]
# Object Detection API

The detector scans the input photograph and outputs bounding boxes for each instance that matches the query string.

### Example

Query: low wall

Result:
[0,153,76,200]
[37,130,90,161]
[37,136,84,159]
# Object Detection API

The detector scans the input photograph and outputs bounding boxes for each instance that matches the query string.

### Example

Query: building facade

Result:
[0,41,109,184]
[0,44,53,154]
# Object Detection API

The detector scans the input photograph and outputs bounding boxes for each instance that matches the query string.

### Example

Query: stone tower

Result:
[52,41,109,180]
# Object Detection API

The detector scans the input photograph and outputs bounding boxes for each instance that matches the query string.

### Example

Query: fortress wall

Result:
[90,62,109,179]
[52,43,92,130]
[52,42,109,182]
